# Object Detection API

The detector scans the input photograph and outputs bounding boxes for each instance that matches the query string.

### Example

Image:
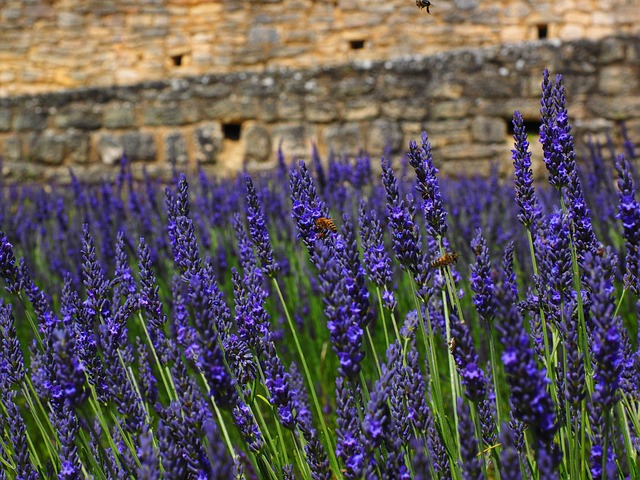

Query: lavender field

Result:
[0,71,638,479]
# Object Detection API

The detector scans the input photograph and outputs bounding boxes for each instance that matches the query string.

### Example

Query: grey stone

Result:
[104,105,136,129]
[366,119,404,155]
[65,131,91,164]
[143,103,192,126]
[4,136,21,162]
[54,107,102,130]
[98,134,124,166]
[271,124,308,157]
[13,109,48,131]
[304,98,338,123]
[121,132,157,162]
[244,124,272,163]
[323,123,363,154]
[194,124,223,164]
[0,109,10,131]
[202,98,257,121]
[248,26,280,46]
[28,132,65,165]
[471,116,507,143]
[164,132,189,165]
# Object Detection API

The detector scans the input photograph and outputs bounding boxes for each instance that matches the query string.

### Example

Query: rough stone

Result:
[243,123,272,163]
[121,132,157,162]
[104,104,137,129]
[0,109,10,131]
[143,102,198,126]
[98,134,125,166]
[28,132,65,165]
[54,106,102,130]
[164,132,189,164]
[323,122,363,154]
[471,116,507,143]
[3,136,22,162]
[65,131,91,164]
[366,118,404,154]
[194,124,223,164]
[13,109,48,131]
[304,98,339,123]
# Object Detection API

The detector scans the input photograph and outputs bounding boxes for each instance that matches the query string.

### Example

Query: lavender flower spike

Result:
[615,154,640,295]
[245,174,277,276]
[408,132,448,238]
[512,110,541,229]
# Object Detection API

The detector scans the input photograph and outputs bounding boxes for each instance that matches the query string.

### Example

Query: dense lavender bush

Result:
[0,71,638,479]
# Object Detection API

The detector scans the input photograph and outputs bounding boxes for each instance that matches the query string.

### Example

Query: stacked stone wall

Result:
[0,36,638,182]
[1,0,639,96]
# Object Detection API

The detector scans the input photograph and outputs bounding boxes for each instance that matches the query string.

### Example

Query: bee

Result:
[416,0,432,14]
[315,217,337,239]
[448,338,457,354]
[430,251,458,269]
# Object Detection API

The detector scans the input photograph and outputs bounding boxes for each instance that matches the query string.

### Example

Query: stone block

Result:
[143,102,198,126]
[243,123,272,163]
[343,97,380,121]
[598,66,639,96]
[121,132,157,162]
[65,131,91,164]
[271,124,308,157]
[3,136,21,162]
[98,134,125,166]
[276,96,304,121]
[54,107,102,130]
[366,119,404,155]
[104,104,136,129]
[13,109,48,131]
[0,109,10,131]
[28,132,65,165]
[471,116,507,143]
[164,132,189,164]
[323,122,363,154]
[194,124,223,164]
[305,97,339,123]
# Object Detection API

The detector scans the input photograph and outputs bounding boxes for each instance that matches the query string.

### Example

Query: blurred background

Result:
[0,0,639,181]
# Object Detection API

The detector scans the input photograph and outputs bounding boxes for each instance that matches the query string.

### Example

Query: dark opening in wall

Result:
[506,117,542,136]
[349,39,366,50]
[537,24,548,39]
[171,54,183,67]
[223,123,242,141]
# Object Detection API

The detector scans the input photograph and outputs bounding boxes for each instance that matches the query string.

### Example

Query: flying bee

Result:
[315,217,337,239]
[430,251,458,269]
[448,338,457,354]
[416,0,432,14]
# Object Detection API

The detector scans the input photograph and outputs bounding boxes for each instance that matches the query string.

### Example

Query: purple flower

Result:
[233,401,264,453]
[512,110,541,229]
[615,154,640,294]
[470,229,497,323]
[498,422,523,480]
[0,300,24,388]
[136,426,160,480]
[336,377,365,479]
[1,391,38,480]
[290,160,330,254]
[456,398,483,479]
[245,175,277,276]
[407,132,448,238]
[450,313,487,403]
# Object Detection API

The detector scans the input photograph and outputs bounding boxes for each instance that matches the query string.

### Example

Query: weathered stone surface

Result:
[3,136,21,162]
[143,102,199,126]
[194,123,223,164]
[243,123,272,163]
[0,109,10,131]
[13,109,48,131]
[54,106,102,130]
[164,131,189,164]
[28,132,65,165]
[121,132,157,162]
[304,98,339,123]
[103,104,136,129]
[471,116,507,143]
[98,134,124,165]
[366,118,404,154]
[323,122,363,154]
[65,131,91,164]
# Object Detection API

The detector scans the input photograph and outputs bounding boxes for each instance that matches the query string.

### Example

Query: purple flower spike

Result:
[470,229,497,323]
[0,300,25,388]
[408,132,448,238]
[456,398,483,480]
[512,110,541,229]
[615,154,640,294]
[244,175,277,276]
[450,313,487,403]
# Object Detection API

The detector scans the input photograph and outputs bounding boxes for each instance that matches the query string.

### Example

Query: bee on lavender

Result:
[430,251,458,269]
[416,0,432,14]
[315,217,337,239]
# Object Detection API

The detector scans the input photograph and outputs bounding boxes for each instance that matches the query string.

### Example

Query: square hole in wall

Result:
[223,123,242,141]
[506,117,542,136]
[537,24,548,39]
[349,39,366,50]
[171,54,184,67]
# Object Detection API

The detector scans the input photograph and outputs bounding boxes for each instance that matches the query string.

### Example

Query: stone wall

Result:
[0,36,639,182]
[1,0,639,96]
